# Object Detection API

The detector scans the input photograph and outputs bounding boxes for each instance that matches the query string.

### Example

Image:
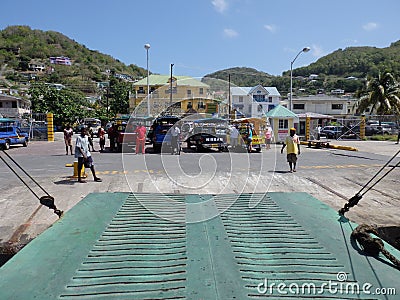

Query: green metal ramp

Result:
[0,192,398,299]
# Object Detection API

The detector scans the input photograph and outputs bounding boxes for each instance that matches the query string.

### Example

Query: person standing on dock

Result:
[281,127,300,173]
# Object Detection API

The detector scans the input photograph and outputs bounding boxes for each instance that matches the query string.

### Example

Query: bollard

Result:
[72,161,87,178]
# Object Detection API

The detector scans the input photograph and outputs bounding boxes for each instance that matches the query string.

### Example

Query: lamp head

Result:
[303,47,311,52]
[144,44,151,50]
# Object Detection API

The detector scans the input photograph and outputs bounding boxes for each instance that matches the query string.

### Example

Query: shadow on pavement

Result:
[53,178,77,185]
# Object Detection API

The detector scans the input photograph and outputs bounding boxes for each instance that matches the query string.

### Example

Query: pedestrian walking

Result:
[108,124,116,152]
[63,124,74,155]
[87,127,97,152]
[246,124,253,152]
[264,126,272,150]
[134,123,147,154]
[281,127,301,172]
[316,125,322,140]
[75,127,102,183]
[98,126,106,152]
[230,125,239,149]
[171,125,181,155]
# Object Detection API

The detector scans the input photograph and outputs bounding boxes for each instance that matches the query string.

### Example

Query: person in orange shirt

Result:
[134,123,147,154]
[281,127,300,172]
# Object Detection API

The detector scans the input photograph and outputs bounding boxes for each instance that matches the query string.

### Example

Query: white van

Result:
[83,118,101,137]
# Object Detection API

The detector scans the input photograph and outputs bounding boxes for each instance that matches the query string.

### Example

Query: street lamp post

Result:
[290,47,310,111]
[170,63,174,111]
[144,43,151,116]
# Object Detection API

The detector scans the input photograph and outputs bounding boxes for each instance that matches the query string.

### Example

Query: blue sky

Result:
[1,0,400,79]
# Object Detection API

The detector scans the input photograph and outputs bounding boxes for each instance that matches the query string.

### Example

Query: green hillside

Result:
[204,42,400,95]
[290,42,400,78]
[0,25,146,93]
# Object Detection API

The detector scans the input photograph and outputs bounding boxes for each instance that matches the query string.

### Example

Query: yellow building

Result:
[131,74,221,116]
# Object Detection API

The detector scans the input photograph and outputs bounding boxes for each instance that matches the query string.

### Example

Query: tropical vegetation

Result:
[354,71,400,116]
[0,26,145,126]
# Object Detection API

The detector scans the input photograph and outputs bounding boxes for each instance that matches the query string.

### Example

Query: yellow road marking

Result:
[94,163,383,176]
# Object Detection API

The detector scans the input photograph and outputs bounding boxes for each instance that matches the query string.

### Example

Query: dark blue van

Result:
[148,115,181,153]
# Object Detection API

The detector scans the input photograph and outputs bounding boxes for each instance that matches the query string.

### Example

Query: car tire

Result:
[153,144,161,153]
[4,140,10,150]
[23,140,28,147]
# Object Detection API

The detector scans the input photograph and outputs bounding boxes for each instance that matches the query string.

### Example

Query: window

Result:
[0,102,2,108]
[138,87,145,94]
[293,103,305,110]
[12,101,17,108]
[199,88,204,95]
[332,104,343,110]
[198,101,205,109]
[239,96,243,103]
[187,89,192,96]
[257,104,263,112]
[268,96,273,102]
[279,119,288,129]
[165,87,177,94]
[187,102,192,109]
[253,94,266,102]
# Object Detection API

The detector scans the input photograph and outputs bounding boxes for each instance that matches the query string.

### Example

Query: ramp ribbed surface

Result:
[1,192,398,300]
[219,193,368,299]
[60,194,187,299]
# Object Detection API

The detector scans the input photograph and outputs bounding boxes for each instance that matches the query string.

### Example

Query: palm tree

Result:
[355,71,400,116]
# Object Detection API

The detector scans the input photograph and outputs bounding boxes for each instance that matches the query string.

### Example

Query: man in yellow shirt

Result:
[281,127,300,172]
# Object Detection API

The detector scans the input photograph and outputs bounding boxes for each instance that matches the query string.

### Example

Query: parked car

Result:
[114,120,137,152]
[147,116,181,153]
[365,124,393,136]
[321,126,344,139]
[0,126,29,150]
[185,118,229,152]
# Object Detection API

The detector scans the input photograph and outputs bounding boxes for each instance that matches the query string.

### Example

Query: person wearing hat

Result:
[281,127,300,172]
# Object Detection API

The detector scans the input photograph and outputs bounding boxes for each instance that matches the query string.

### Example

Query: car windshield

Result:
[193,126,215,134]
[0,127,12,132]
[155,125,173,134]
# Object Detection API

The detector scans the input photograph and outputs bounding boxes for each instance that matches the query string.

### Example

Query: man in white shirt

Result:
[316,125,322,140]
[171,125,181,155]
[75,127,102,183]
[230,125,239,149]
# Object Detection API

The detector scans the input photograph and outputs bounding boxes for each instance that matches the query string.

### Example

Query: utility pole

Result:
[106,86,110,119]
[170,63,174,113]
[228,74,231,119]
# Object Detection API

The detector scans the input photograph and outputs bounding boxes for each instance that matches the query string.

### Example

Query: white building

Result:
[291,95,357,118]
[0,95,31,118]
[231,85,281,118]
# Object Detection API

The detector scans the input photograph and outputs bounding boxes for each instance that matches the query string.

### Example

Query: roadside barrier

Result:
[65,161,87,178]
[301,141,358,151]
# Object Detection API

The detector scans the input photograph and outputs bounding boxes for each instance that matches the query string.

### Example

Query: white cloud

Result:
[264,24,277,33]
[212,0,228,13]
[223,28,238,38]
[311,44,325,57]
[363,22,379,31]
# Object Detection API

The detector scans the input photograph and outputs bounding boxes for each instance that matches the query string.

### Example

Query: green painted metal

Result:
[0,192,399,299]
